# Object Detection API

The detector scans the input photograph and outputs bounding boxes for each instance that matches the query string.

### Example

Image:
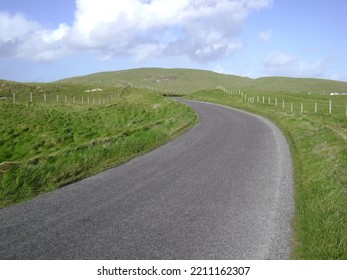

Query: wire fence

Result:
[0,84,185,105]
[2,83,346,117]
[216,86,347,118]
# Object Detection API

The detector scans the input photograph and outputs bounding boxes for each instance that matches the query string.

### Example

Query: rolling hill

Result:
[57,68,347,94]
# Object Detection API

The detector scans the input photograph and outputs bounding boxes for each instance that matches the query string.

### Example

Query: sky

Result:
[0,0,347,82]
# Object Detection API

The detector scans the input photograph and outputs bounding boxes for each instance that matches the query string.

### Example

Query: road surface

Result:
[0,99,294,259]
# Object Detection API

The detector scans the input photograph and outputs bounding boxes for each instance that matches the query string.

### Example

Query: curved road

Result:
[0,99,294,259]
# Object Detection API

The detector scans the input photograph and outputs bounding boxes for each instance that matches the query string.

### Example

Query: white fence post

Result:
[13,92,16,103]
[329,100,332,114]
[315,102,317,113]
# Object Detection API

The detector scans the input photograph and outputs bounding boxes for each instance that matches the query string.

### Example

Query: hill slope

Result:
[57,68,347,94]
[57,68,253,93]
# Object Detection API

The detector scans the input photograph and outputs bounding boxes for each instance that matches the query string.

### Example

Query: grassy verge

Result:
[187,89,346,259]
[0,88,197,208]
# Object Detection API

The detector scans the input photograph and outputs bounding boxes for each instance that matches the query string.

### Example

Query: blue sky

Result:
[0,0,346,82]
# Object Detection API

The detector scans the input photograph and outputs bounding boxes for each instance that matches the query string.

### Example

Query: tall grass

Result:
[187,89,347,259]
[0,88,197,208]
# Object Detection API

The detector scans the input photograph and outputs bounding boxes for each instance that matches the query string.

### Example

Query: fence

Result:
[6,92,123,105]
[0,86,129,106]
[2,83,346,117]
[216,86,347,118]
[0,83,185,106]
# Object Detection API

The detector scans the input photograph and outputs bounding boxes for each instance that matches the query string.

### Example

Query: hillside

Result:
[252,76,347,94]
[57,68,252,93]
[56,68,347,94]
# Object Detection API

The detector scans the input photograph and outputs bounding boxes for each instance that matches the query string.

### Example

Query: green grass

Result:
[57,68,252,94]
[0,79,127,104]
[2,68,347,258]
[56,68,347,94]
[0,86,197,208]
[187,89,347,260]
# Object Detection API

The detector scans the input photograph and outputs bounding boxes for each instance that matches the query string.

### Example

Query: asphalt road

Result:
[0,99,294,259]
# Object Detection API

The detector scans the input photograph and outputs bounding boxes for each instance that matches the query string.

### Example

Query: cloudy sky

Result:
[1,0,346,82]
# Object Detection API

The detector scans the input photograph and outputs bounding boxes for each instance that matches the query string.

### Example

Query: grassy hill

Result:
[2,69,346,258]
[57,68,252,93]
[251,76,347,94]
[57,68,347,94]
[0,83,197,208]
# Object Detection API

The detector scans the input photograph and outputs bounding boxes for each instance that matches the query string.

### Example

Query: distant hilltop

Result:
[56,68,347,94]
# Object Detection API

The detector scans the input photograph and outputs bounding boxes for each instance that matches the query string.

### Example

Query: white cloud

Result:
[131,43,162,62]
[0,12,40,57]
[0,12,71,61]
[258,29,272,42]
[264,51,327,78]
[0,12,40,41]
[0,0,273,62]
